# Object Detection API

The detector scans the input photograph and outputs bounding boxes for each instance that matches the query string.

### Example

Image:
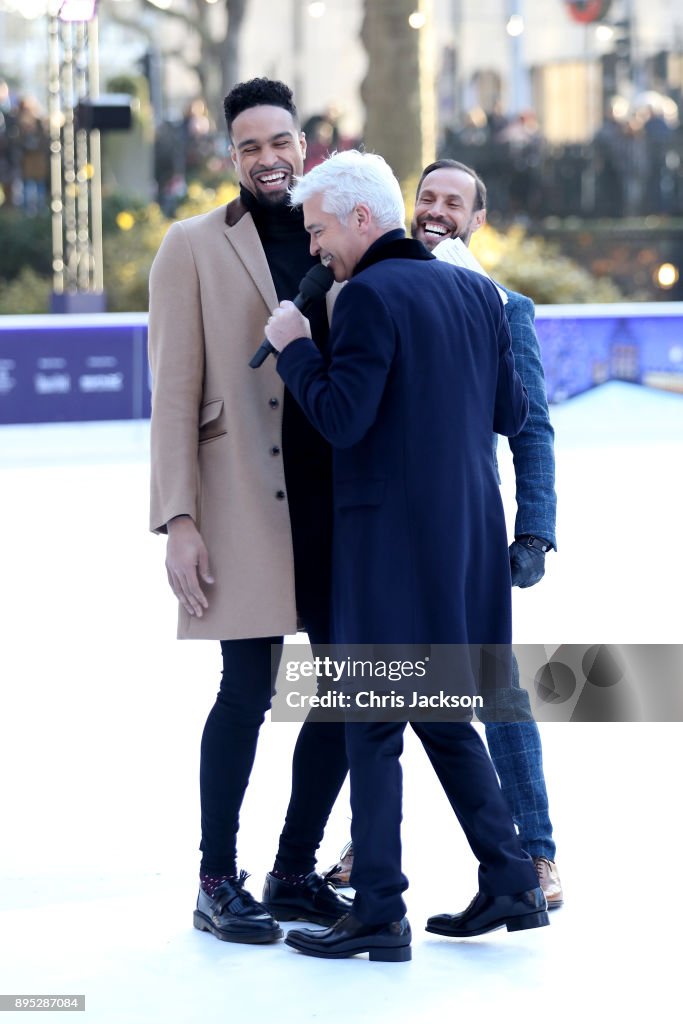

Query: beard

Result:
[249,167,295,208]
[253,185,290,207]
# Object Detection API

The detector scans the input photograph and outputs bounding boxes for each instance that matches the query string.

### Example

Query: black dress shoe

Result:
[285,913,412,961]
[193,871,283,944]
[426,887,549,938]
[262,868,353,926]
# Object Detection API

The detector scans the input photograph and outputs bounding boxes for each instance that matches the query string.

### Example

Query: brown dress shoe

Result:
[533,857,563,909]
[325,841,354,887]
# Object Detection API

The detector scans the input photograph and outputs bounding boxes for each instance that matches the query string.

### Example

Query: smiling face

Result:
[411,167,486,250]
[230,104,306,205]
[303,193,376,282]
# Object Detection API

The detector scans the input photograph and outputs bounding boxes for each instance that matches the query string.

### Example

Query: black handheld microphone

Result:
[249,263,335,368]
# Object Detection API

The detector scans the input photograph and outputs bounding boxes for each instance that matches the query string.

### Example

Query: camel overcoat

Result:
[148,198,337,640]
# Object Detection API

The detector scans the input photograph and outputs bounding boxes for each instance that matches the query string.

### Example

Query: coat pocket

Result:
[335,478,385,508]
[198,398,226,444]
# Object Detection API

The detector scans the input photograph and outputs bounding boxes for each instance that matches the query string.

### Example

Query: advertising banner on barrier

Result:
[0,316,149,424]
[0,306,681,424]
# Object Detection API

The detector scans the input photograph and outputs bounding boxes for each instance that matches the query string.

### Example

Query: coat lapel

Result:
[223,202,278,313]
[222,196,341,324]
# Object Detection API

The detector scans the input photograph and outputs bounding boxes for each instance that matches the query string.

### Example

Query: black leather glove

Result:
[509,536,549,588]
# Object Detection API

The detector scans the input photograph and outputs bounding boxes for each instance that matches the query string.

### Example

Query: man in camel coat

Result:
[148,77,350,945]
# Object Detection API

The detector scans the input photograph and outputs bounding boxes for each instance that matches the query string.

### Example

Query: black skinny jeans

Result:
[198,486,348,877]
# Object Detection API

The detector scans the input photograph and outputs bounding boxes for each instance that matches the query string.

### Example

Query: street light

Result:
[655,263,679,289]
[506,2,529,113]
[506,14,524,37]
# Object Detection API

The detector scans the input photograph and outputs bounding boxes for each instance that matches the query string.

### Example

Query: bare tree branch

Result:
[97,0,155,43]
[98,0,250,125]
[139,0,204,36]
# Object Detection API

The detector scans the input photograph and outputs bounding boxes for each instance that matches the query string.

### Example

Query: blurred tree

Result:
[360,0,431,184]
[100,0,249,126]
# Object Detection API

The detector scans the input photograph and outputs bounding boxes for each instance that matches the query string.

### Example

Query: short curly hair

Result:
[223,78,298,136]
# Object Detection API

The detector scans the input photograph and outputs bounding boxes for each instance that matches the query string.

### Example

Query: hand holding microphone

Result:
[265,300,312,353]
[249,262,334,368]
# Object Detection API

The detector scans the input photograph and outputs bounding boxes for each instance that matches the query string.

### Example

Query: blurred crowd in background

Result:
[153,101,360,216]
[0,81,50,215]
[0,74,362,219]
[440,94,682,220]
[2,70,681,223]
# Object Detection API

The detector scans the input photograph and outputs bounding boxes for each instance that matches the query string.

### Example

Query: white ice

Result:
[0,381,681,1023]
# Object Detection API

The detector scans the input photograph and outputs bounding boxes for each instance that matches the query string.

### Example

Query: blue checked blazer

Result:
[494,287,557,549]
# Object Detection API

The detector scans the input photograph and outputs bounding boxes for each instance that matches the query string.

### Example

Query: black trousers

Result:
[199,485,348,876]
[346,720,540,924]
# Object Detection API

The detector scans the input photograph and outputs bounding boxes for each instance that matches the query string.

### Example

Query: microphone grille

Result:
[298,263,335,300]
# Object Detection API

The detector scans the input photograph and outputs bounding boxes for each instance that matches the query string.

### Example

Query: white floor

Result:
[1,381,682,1023]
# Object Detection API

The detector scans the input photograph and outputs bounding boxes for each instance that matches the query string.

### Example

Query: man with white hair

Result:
[264,151,548,962]
[327,158,563,910]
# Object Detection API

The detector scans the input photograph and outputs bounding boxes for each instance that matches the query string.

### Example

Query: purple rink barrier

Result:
[0,303,682,425]
[534,301,683,403]
[0,313,149,424]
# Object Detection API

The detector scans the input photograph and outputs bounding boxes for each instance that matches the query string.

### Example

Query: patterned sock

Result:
[270,867,308,886]
[200,872,236,898]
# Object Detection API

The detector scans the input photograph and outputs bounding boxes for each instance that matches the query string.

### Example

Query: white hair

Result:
[290,150,405,229]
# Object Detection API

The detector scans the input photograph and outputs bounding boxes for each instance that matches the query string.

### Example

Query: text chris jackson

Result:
[285,691,483,710]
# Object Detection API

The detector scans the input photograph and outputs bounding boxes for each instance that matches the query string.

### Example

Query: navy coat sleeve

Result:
[492,292,529,438]
[504,291,557,548]
[276,280,397,449]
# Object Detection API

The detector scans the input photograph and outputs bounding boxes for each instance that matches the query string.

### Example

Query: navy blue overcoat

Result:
[277,234,528,645]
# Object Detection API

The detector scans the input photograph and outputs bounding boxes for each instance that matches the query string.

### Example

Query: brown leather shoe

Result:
[326,841,354,887]
[533,857,563,909]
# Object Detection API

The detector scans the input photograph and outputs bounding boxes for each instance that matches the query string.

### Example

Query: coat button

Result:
[271,446,281,456]
[275,490,286,500]
[268,397,279,408]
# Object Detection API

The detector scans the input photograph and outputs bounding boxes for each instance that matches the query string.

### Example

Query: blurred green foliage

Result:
[0,266,52,315]
[103,201,169,313]
[0,209,52,283]
[470,224,626,304]
[1,178,628,314]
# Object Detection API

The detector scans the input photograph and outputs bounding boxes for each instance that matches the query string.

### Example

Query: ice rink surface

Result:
[1,381,682,1023]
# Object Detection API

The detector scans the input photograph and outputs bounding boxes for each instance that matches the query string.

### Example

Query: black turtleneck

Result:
[241,185,332,589]
[240,183,328,337]
[240,184,318,300]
